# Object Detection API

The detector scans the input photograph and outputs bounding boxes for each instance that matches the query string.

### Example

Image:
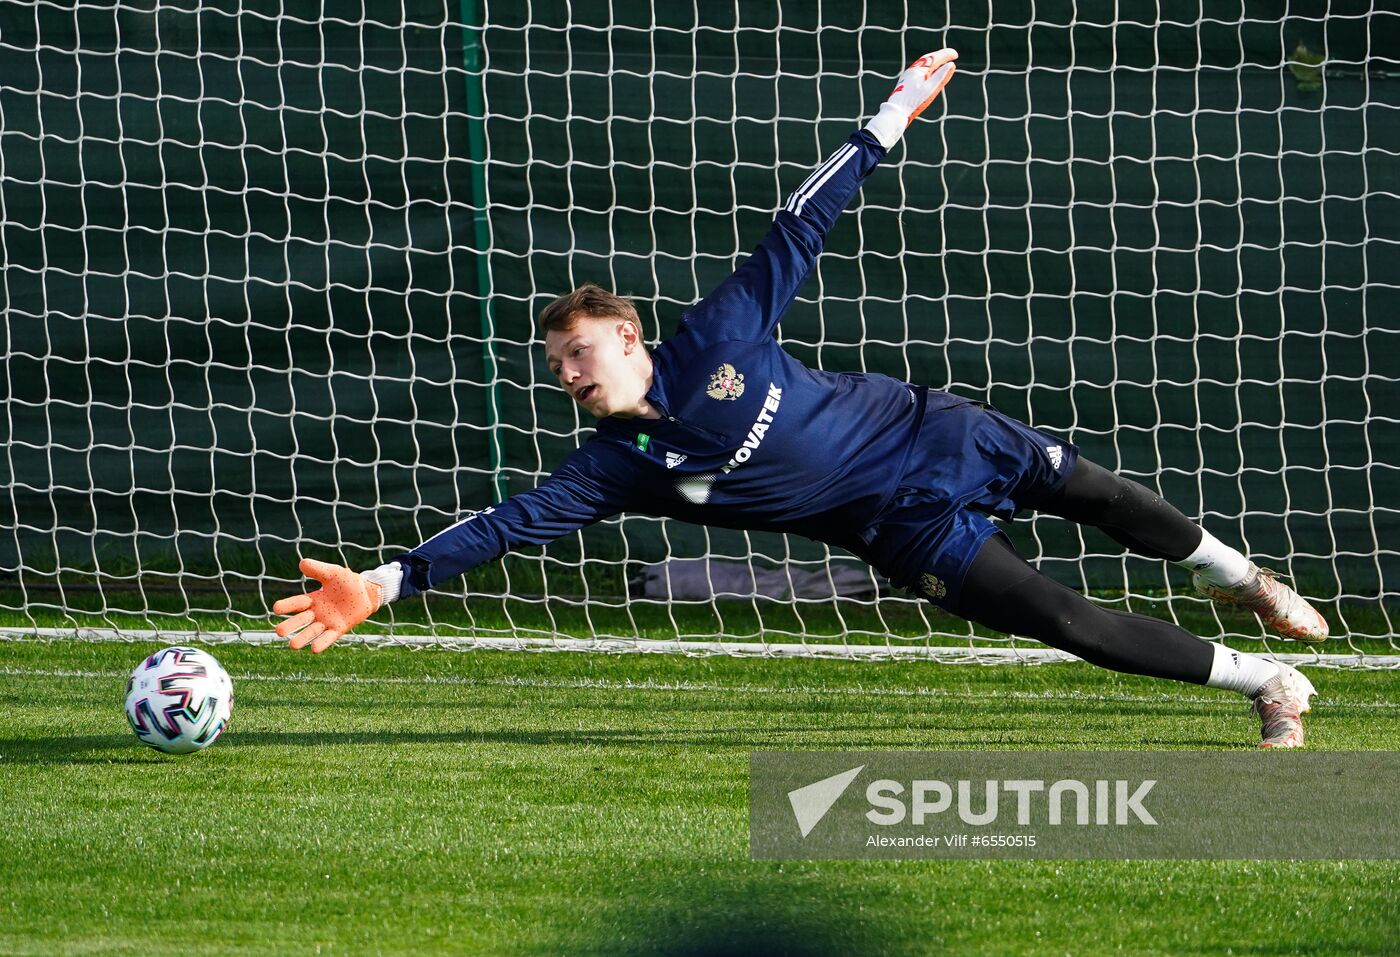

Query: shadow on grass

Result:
[580,875,906,957]
[0,734,163,765]
[1,725,939,764]
[3,715,1248,765]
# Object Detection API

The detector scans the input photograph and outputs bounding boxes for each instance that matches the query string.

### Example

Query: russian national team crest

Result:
[707,363,745,400]
[917,573,947,599]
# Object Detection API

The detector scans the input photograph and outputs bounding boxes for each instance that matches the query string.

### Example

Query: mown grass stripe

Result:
[5,665,1399,710]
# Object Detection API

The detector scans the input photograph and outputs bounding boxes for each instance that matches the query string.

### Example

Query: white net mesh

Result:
[1,1,1396,660]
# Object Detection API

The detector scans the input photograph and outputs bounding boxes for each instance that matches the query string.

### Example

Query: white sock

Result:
[1178,529,1251,587]
[1204,642,1280,697]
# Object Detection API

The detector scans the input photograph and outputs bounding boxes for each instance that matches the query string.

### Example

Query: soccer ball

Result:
[124,646,234,754]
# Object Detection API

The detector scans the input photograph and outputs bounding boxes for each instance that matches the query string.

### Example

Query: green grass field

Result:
[2,638,1398,956]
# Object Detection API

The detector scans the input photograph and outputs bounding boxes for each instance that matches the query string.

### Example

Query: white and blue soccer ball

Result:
[124,646,234,754]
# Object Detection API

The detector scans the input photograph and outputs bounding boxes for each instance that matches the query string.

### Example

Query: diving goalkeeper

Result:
[274,50,1329,748]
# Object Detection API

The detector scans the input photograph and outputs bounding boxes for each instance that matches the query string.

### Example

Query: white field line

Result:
[3,665,1399,711]
[2,628,1398,669]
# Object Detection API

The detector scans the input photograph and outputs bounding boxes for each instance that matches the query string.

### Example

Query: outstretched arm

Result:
[272,446,628,652]
[682,48,958,344]
[391,451,625,600]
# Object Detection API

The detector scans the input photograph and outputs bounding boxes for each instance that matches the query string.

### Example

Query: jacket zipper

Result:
[662,414,730,445]
[646,393,732,444]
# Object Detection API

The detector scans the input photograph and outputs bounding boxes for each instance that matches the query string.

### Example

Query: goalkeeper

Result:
[275,50,1328,748]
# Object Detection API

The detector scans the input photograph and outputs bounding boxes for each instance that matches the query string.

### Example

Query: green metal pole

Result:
[460,0,505,502]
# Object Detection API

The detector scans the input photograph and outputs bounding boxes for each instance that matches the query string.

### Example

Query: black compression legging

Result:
[954,458,1213,685]
[1027,457,1203,561]
[958,533,1214,683]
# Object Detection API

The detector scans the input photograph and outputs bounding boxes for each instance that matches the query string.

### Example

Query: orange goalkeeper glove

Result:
[273,557,399,653]
[864,48,959,149]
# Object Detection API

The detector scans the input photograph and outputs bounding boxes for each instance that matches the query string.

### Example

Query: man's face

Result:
[544,315,648,418]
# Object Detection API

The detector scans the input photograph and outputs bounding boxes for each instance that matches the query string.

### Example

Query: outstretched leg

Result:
[958,531,1210,683]
[952,533,1316,747]
[1026,457,1205,562]
[1028,458,1329,642]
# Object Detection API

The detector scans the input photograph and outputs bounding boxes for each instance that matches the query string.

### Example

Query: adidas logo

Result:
[665,451,687,469]
[1046,445,1064,470]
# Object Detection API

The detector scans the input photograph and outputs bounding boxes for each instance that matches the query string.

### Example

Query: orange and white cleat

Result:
[1251,662,1317,749]
[1193,563,1329,643]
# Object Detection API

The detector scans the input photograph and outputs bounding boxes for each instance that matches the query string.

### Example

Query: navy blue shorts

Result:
[853,401,1078,613]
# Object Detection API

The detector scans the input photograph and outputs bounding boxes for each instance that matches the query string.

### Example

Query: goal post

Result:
[0,2,1395,662]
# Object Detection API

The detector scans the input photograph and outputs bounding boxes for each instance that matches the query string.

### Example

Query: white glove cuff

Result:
[361,562,404,604]
[864,101,910,150]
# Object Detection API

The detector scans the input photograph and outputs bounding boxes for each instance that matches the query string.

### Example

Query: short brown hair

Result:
[538,283,640,335]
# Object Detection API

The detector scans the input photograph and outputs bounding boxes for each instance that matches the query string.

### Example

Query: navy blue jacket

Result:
[395,130,973,599]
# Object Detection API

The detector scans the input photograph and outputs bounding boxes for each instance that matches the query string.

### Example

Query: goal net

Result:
[2,1,1396,662]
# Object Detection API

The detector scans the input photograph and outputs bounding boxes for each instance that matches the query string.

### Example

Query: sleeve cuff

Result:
[361,562,404,604]
[863,102,910,151]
